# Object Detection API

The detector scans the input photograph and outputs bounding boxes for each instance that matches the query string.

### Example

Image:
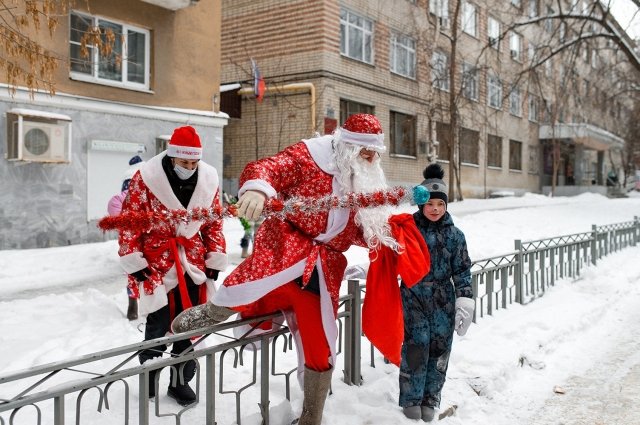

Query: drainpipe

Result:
[237,83,316,134]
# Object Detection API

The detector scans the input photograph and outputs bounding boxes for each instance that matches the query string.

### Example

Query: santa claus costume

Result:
[118,125,227,405]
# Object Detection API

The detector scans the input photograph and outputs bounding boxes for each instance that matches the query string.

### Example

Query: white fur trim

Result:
[167,144,202,159]
[205,252,228,271]
[302,136,337,175]
[213,260,306,306]
[139,286,168,315]
[334,128,386,152]
[120,252,149,274]
[205,280,218,301]
[238,180,277,199]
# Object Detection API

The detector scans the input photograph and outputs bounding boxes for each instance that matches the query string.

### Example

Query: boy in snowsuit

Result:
[399,163,475,422]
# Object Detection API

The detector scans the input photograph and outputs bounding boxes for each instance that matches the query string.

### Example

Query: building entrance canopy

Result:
[539,123,624,151]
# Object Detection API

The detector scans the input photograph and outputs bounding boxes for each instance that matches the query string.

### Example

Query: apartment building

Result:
[220,0,637,199]
[0,0,228,249]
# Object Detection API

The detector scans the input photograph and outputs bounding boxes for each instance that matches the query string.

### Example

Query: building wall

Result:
[220,0,635,197]
[4,0,222,111]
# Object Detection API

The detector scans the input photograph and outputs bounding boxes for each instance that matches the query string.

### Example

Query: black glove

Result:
[130,267,151,283]
[205,268,219,280]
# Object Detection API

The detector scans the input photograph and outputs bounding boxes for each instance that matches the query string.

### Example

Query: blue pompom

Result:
[413,185,430,205]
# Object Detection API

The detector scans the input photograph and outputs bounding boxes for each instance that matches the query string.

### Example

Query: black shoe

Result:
[127,298,138,321]
[167,383,196,406]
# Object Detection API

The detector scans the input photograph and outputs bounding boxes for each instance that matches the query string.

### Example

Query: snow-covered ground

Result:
[1,192,639,424]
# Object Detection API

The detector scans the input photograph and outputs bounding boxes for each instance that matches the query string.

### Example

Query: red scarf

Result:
[362,213,430,366]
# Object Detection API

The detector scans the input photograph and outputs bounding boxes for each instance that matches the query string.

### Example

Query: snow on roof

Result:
[8,108,71,121]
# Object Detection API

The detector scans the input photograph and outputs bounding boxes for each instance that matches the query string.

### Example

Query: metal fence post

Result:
[514,239,524,304]
[349,280,362,386]
[591,225,598,265]
[260,335,270,425]
[635,216,640,246]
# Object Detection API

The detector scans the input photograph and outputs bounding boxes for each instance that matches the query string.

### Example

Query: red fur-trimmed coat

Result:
[118,152,227,315]
[213,137,368,369]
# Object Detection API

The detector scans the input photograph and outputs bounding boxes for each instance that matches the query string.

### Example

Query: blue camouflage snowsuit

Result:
[399,211,472,409]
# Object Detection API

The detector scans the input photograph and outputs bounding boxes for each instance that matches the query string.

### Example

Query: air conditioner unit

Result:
[5,110,71,162]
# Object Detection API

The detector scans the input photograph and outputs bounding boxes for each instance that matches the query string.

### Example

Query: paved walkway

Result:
[528,307,640,425]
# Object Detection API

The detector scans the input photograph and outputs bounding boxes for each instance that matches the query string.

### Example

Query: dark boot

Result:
[168,360,197,406]
[127,297,138,321]
[298,367,332,425]
[171,302,236,334]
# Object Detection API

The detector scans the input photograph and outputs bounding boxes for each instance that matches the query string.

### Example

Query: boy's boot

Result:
[421,406,435,422]
[298,366,332,425]
[127,297,138,321]
[171,302,236,334]
[167,360,197,406]
[402,406,421,420]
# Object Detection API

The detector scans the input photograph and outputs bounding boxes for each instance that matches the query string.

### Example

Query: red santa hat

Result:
[334,113,386,153]
[167,126,202,160]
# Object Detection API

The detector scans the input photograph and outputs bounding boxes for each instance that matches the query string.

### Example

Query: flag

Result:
[251,58,266,103]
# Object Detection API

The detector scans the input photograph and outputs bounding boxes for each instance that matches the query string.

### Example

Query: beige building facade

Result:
[220,0,636,198]
[0,0,228,249]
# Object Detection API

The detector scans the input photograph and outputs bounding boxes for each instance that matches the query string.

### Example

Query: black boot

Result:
[168,360,197,406]
[127,297,138,321]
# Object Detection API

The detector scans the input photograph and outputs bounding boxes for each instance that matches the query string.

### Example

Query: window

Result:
[528,146,538,174]
[430,0,450,29]
[487,134,502,167]
[390,111,416,157]
[544,7,554,33]
[509,85,521,117]
[487,73,502,109]
[340,9,374,64]
[461,1,477,37]
[431,50,450,91]
[461,62,478,101]
[528,0,538,17]
[541,99,552,123]
[510,32,522,61]
[70,12,150,90]
[435,121,451,161]
[488,16,500,50]
[511,0,521,7]
[509,139,522,170]
[591,51,598,68]
[340,99,374,126]
[459,127,479,165]
[528,94,539,122]
[390,33,416,78]
[544,57,552,77]
[559,22,566,43]
[528,42,536,64]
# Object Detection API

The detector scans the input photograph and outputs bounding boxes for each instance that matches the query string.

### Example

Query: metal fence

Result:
[1,217,638,425]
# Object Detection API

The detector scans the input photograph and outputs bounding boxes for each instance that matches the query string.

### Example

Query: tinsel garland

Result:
[98,185,430,233]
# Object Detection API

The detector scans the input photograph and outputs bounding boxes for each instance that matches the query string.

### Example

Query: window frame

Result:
[509,32,522,62]
[509,139,523,171]
[431,50,450,92]
[461,62,479,101]
[339,8,374,64]
[430,0,450,29]
[488,16,500,50]
[69,10,151,91]
[509,85,522,117]
[487,72,502,109]
[390,32,416,79]
[459,127,479,165]
[461,1,477,37]
[487,134,502,168]
[389,111,417,158]
[528,93,539,122]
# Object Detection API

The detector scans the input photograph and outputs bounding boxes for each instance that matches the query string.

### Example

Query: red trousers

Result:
[239,282,331,372]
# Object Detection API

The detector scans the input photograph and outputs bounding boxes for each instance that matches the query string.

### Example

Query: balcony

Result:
[140,0,198,10]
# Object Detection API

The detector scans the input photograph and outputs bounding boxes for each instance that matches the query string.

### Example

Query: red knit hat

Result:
[335,113,386,152]
[167,126,202,160]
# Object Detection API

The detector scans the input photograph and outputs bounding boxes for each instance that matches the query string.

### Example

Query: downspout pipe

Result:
[237,83,316,134]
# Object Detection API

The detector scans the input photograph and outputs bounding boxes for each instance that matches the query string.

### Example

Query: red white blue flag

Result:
[251,58,266,102]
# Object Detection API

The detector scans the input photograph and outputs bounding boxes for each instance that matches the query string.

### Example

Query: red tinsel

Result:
[98,186,412,233]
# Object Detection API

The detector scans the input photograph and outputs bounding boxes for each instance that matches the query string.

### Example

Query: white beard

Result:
[334,142,400,251]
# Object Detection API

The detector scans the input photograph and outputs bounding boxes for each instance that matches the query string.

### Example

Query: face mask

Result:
[174,164,197,180]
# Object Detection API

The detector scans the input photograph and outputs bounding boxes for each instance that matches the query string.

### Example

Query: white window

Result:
[509,85,522,117]
[528,42,536,65]
[461,1,477,37]
[70,11,150,90]
[488,16,500,50]
[528,0,538,17]
[461,62,478,100]
[487,73,502,109]
[510,32,522,61]
[591,50,598,68]
[559,22,566,43]
[511,0,521,7]
[431,50,450,91]
[528,94,539,122]
[430,0,450,29]
[390,33,416,78]
[340,9,374,64]
[545,57,552,77]
[544,7,554,33]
